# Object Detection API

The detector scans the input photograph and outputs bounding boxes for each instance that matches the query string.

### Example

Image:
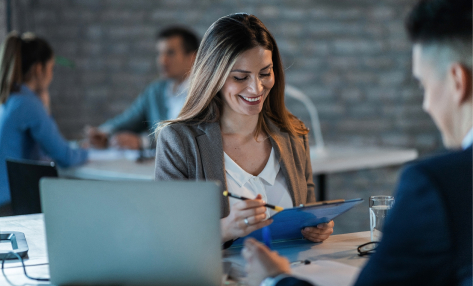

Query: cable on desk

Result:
[1,251,50,281]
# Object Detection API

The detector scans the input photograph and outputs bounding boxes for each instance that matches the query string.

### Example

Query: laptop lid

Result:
[40,178,222,286]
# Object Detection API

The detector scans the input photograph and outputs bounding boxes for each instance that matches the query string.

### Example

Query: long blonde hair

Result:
[156,13,308,139]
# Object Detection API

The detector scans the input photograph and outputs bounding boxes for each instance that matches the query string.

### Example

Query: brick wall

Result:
[0,0,6,40]
[6,0,444,234]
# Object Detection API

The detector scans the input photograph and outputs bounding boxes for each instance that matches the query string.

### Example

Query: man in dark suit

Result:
[242,0,472,285]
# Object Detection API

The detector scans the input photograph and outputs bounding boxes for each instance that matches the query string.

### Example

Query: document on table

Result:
[291,260,361,286]
[87,149,140,161]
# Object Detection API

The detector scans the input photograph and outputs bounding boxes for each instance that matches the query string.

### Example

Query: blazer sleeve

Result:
[303,134,316,203]
[154,125,189,180]
[22,97,88,167]
[353,163,452,286]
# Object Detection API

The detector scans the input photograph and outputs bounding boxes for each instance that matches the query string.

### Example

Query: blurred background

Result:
[0,0,444,234]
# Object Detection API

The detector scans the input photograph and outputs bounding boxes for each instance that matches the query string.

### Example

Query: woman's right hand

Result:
[221,194,273,243]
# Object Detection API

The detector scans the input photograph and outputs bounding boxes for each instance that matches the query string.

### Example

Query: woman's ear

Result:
[450,63,472,106]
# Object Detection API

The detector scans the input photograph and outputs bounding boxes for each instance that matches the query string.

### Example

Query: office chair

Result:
[285,84,326,155]
[6,158,58,215]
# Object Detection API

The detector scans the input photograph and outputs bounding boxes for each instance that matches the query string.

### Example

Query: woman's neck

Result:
[220,109,259,137]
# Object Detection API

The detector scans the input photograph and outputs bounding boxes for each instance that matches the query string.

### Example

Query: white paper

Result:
[87,149,140,161]
[291,260,361,286]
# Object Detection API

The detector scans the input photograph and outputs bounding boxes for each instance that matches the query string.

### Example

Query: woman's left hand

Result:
[301,220,334,243]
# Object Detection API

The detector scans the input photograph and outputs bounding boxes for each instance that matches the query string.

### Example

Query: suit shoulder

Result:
[158,122,202,140]
[399,147,472,198]
[405,147,471,174]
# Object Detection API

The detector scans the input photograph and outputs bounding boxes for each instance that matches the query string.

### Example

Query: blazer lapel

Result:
[268,121,301,207]
[196,122,230,218]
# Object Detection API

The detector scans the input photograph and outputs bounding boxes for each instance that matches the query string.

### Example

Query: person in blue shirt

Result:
[0,32,88,214]
[86,26,199,150]
[241,0,472,285]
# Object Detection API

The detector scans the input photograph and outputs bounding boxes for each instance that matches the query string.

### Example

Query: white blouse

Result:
[224,148,293,218]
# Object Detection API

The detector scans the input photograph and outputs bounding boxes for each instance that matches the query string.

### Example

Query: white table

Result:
[58,149,155,181]
[310,145,417,200]
[59,159,155,181]
[0,214,371,285]
[309,146,417,174]
[59,146,417,201]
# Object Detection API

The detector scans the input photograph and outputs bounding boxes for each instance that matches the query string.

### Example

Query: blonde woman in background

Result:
[155,13,334,247]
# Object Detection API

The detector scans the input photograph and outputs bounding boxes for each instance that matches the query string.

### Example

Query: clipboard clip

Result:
[299,199,345,207]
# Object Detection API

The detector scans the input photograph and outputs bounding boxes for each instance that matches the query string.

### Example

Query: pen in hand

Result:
[223,191,284,212]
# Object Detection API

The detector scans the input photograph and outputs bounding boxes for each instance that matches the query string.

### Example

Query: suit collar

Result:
[197,121,220,134]
[195,121,229,217]
[266,120,300,206]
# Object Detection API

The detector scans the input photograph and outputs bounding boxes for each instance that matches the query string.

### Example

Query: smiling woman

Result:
[154,13,334,246]
[221,47,274,115]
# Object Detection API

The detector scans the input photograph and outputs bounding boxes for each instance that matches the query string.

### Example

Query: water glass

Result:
[369,196,394,241]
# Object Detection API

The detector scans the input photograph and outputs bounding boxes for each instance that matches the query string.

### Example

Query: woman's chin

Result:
[240,106,263,117]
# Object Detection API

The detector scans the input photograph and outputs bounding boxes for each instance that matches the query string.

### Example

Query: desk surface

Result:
[0,214,370,286]
[310,145,417,174]
[59,145,417,181]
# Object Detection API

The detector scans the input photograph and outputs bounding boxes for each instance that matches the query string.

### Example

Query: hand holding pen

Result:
[223,191,284,212]
[220,193,274,243]
[223,191,282,248]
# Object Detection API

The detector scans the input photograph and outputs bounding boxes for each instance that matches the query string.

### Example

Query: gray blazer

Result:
[154,120,316,218]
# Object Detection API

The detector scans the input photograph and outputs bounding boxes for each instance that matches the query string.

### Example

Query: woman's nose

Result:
[247,77,264,95]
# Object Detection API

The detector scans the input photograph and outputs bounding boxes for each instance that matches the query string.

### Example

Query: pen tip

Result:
[223,191,228,196]
[274,206,284,212]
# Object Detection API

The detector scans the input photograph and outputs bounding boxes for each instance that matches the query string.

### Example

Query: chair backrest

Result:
[285,84,325,153]
[6,159,58,215]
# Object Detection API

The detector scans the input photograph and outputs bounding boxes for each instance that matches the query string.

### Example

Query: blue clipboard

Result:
[232,198,363,246]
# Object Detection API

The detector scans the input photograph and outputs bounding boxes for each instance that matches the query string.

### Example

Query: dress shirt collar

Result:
[224,148,280,188]
[462,127,473,150]
[224,153,252,188]
[258,148,280,186]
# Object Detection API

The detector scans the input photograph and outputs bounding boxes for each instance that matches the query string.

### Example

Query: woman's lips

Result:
[239,95,262,105]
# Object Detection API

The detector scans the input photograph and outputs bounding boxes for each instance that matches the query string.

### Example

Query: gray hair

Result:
[420,39,472,77]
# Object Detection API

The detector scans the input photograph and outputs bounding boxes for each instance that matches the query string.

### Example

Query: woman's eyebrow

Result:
[230,64,273,73]
[230,69,251,73]
[260,64,272,71]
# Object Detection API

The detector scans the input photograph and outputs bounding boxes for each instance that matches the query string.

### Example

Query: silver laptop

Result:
[40,178,222,286]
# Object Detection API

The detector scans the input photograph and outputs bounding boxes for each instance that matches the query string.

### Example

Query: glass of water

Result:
[369,196,394,242]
